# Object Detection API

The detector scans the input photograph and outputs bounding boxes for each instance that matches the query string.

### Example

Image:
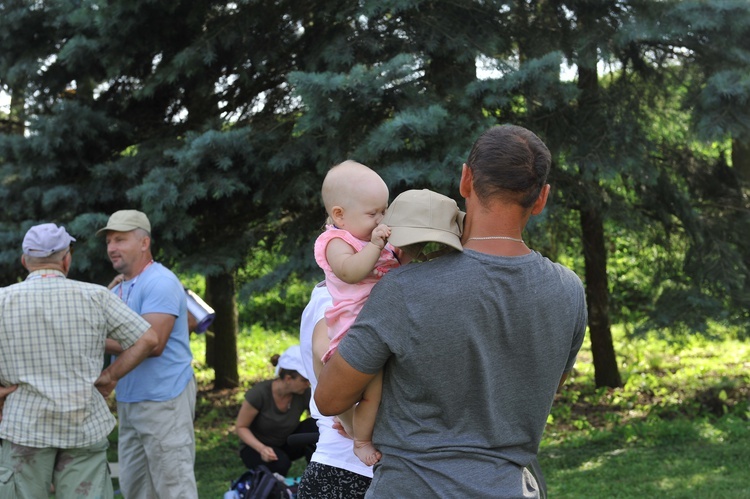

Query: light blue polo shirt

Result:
[112,262,194,402]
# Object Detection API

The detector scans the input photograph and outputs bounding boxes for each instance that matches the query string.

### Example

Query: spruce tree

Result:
[0,0,326,387]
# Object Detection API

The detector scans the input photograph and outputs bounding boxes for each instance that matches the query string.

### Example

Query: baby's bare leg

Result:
[336,406,355,438]
[352,370,383,466]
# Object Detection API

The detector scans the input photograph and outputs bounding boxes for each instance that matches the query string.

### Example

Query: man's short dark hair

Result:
[466,125,552,209]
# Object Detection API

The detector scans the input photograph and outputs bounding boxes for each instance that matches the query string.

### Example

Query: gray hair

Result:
[24,248,69,266]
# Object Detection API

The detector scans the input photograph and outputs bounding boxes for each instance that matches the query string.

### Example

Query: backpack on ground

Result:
[225,465,294,499]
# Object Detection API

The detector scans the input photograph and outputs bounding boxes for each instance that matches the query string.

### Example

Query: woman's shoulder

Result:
[254,379,274,390]
[292,387,312,412]
[245,379,273,400]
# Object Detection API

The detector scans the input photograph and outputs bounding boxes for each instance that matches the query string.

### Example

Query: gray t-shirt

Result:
[242,379,311,448]
[338,249,587,498]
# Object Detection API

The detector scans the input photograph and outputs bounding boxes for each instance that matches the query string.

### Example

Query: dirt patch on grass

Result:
[196,386,245,424]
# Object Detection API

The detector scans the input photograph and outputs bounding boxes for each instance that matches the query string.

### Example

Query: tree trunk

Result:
[9,87,25,135]
[203,283,216,370]
[732,137,750,186]
[205,272,240,389]
[574,10,622,388]
[580,206,623,388]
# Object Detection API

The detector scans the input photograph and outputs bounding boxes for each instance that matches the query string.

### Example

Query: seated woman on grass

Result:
[235,345,319,476]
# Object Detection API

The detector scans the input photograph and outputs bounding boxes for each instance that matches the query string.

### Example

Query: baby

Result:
[314,160,399,465]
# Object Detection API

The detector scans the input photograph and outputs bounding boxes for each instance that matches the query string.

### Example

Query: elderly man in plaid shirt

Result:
[0,223,159,499]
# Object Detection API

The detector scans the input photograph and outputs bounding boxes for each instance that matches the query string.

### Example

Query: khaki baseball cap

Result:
[96,210,151,236]
[383,189,464,251]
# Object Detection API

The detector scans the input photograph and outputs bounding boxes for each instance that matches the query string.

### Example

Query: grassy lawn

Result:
[542,331,749,498]
[543,418,750,498]
[107,326,749,498]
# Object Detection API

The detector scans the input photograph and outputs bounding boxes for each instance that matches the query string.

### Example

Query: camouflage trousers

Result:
[0,437,113,499]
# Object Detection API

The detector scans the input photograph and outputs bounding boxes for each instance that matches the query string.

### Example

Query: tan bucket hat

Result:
[383,189,464,251]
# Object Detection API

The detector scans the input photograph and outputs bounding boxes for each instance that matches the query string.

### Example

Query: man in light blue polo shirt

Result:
[98,210,198,499]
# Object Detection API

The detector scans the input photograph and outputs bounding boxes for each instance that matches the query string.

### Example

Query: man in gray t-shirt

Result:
[317,125,587,498]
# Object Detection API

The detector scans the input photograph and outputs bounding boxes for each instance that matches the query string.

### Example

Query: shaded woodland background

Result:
[1,0,748,390]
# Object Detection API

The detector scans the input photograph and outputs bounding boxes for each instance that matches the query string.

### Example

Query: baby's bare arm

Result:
[326,225,390,284]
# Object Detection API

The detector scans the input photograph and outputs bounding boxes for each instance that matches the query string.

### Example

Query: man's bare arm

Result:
[141,312,176,356]
[315,350,376,416]
[0,384,18,423]
[105,312,175,356]
[95,327,159,397]
[105,338,123,355]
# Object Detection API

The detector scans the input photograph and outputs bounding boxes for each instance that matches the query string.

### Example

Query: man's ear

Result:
[62,251,72,274]
[21,255,28,271]
[531,184,551,215]
[459,164,472,198]
[331,206,345,226]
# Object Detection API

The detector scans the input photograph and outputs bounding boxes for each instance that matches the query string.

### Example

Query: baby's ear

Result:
[331,206,345,225]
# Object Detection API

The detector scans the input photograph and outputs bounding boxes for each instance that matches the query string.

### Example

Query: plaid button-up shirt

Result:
[0,269,150,448]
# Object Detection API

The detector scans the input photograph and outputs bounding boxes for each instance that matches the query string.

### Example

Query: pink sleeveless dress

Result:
[314,226,400,363]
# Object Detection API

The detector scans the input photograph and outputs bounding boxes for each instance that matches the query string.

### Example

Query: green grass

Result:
[542,416,750,498]
[107,325,749,498]
[541,329,749,498]
[191,326,302,497]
